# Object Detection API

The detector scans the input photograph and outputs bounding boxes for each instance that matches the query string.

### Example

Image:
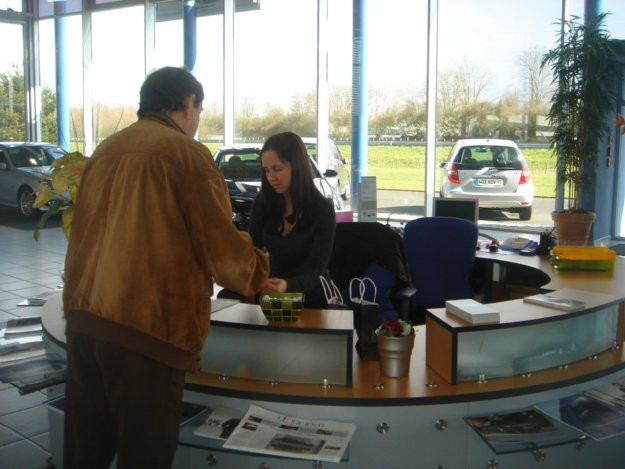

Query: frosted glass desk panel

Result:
[200,303,354,386]
[457,305,619,381]
[427,289,622,383]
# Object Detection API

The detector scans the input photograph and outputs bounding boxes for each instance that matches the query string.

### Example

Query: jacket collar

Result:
[141,112,186,135]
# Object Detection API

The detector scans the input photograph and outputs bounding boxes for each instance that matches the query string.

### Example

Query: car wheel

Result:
[17,187,38,218]
[519,206,532,221]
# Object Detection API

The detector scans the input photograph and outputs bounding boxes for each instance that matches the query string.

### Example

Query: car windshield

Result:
[456,145,522,169]
[7,146,61,167]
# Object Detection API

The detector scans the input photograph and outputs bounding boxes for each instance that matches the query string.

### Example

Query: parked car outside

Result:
[302,137,350,200]
[213,144,345,230]
[0,142,67,218]
[439,138,534,221]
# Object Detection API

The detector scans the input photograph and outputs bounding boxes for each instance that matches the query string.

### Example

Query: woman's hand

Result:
[263,278,287,293]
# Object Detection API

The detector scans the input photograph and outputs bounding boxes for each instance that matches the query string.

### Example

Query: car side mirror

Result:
[324,169,338,178]
[439,161,447,168]
[0,162,7,170]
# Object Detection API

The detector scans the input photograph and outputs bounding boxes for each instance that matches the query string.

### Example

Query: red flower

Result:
[616,114,625,136]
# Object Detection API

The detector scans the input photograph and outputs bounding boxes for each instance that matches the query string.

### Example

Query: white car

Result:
[302,137,350,200]
[439,139,534,220]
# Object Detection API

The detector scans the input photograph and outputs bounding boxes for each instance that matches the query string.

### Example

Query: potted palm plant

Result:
[541,13,623,245]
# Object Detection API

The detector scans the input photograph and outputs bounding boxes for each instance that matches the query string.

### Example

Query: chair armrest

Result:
[390,286,417,320]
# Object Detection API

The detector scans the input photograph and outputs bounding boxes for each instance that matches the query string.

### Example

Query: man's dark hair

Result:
[137,66,204,118]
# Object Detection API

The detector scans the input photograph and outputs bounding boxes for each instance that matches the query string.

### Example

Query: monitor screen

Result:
[433,198,479,224]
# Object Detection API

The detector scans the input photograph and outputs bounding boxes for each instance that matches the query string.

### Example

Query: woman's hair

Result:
[256,131,322,232]
[137,66,204,118]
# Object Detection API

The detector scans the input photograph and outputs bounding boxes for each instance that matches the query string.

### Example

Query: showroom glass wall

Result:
[1,0,624,233]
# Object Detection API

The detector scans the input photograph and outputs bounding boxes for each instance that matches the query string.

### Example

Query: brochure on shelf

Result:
[16,290,58,307]
[0,353,66,384]
[223,404,356,463]
[0,340,46,364]
[445,298,500,324]
[535,392,625,441]
[3,316,42,336]
[193,406,244,440]
[523,294,586,312]
[180,401,210,427]
[465,407,584,454]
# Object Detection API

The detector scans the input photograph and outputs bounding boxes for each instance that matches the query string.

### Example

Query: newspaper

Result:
[223,404,356,463]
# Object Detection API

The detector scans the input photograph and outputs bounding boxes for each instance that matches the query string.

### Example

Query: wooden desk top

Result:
[475,250,625,295]
[186,253,625,405]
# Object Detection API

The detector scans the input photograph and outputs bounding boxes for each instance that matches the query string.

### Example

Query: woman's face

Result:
[261,149,292,195]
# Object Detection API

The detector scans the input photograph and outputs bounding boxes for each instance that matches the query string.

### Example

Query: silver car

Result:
[0,142,67,218]
[302,137,351,200]
[439,139,534,220]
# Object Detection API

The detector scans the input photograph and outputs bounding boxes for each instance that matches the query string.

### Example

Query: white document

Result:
[223,404,356,463]
[446,298,500,324]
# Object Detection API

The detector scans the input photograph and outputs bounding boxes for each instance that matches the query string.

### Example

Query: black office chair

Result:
[328,222,415,320]
[402,216,478,324]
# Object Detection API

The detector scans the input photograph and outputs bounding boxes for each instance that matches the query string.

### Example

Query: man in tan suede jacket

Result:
[62,66,269,468]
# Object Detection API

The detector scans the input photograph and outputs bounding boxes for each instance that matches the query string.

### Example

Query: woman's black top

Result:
[249,196,336,308]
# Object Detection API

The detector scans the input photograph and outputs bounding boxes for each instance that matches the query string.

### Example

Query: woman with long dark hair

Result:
[249,131,336,308]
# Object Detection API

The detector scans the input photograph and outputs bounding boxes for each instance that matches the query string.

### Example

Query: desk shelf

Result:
[426,288,623,384]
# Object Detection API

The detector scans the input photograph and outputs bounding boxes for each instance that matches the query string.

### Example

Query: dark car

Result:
[213,144,344,230]
[0,142,67,218]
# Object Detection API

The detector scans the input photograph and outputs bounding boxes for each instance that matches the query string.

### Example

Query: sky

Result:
[1,0,625,108]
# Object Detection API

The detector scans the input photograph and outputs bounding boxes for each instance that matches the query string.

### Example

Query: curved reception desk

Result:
[42,252,625,468]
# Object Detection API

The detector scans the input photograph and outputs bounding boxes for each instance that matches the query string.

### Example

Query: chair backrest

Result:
[403,216,478,308]
[328,222,412,319]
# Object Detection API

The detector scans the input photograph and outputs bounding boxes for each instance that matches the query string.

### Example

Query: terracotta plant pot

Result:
[376,334,415,378]
[551,211,596,246]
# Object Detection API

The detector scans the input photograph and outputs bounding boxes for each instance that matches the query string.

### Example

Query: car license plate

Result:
[476,178,503,187]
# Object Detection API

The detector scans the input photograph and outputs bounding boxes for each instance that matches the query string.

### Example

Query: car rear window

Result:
[219,151,261,179]
[456,146,522,169]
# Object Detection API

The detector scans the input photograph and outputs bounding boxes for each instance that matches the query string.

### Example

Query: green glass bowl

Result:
[260,292,305,322]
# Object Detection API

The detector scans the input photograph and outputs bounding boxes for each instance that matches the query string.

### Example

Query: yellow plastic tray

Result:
[549,246,616,271]
[550,246,616,261]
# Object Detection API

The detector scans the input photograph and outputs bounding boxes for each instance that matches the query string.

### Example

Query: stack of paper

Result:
[446,299,500,324]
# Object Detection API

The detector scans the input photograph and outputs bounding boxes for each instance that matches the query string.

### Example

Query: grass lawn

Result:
[338,144,557,197]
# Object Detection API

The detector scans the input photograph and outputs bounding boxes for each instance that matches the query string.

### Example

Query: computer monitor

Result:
[433,198,479,224]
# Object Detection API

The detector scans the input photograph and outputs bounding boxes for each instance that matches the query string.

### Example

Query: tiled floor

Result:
[0,207,67,469]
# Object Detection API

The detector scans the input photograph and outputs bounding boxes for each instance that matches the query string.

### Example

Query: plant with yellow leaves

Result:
[33,151,88,240]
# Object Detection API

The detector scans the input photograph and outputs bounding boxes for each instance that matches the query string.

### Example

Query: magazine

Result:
[16,290,58,307]
[0,340,46,364]
[180,401,210,427]
[3,316,42,336]
[523,294,586,312]
[465,407,584,454]
[194,406,244,440]
[223,404,356,463]
[535,393,625,441]
[584,377,625,414]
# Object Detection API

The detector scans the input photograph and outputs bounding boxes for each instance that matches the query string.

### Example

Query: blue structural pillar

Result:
[54,13,70,151]
[581,0,613,242]
[184,0,197,74]
[350,0,368,207]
